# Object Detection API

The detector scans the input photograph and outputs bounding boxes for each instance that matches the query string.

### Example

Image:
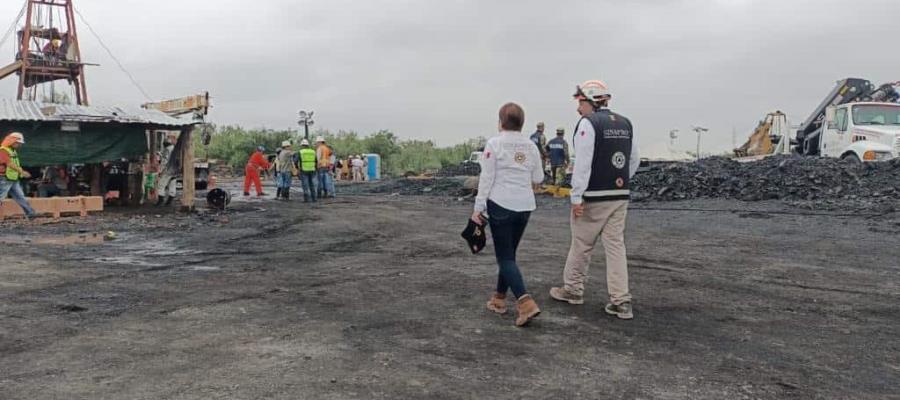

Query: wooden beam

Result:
[147,130,159,203]
[1,196,103,220]
[181,128,195,211]
[90,164,102,196]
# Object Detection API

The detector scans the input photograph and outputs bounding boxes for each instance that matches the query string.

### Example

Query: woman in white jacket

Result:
[471,103,545,327]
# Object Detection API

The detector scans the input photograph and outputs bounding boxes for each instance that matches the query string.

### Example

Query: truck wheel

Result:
[841,153,861,163]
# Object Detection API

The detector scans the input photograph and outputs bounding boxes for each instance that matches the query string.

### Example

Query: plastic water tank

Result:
[365,154,381,181]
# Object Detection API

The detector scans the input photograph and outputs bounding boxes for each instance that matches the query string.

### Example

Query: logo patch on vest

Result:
[514,152,527,164]
[616,178,625,188]
[611,151,627,169]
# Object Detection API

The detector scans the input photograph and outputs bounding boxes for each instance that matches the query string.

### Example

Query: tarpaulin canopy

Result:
[2,121,150,166]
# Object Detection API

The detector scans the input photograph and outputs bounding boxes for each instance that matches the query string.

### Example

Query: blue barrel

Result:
[366,154,381,181]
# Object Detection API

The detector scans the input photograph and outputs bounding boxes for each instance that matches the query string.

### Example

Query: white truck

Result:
[796,78,900,161]
[819,102,900,162]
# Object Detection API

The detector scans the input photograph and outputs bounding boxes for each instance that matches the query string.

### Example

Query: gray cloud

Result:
[1,0,898,157]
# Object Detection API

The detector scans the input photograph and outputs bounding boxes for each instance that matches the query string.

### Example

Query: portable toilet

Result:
[365,154,381,181]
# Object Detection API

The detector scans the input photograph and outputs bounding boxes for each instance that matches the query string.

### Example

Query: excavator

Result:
[733,111,791,159]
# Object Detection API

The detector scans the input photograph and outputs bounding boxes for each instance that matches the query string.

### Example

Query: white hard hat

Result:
[315,136,325,143]
[9,132,24,144]
[574,80,611,104]
[281,140,292,147]
[300,139,310,146]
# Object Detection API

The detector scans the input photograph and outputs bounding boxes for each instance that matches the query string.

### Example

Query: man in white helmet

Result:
[155,133,180,206]
[315,136,335,198]
[275,140,296,200]
[0,132,37,218]
[549,80,640,320]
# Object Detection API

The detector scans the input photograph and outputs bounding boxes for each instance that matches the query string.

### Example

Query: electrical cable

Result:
[73,6,153,102]
[0,1,26,52]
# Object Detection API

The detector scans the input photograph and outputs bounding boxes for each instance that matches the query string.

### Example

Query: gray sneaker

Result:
[549,287,584,305]
[604,302,633,320]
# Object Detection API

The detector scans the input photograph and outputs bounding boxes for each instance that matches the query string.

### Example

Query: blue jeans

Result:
[317,169,334,197]
[277,171,293,189]
[0,178,36,217]
[300,172,317,201]
[487,200,530,298]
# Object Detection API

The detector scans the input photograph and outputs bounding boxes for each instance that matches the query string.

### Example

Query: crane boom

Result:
[142,92,210,120]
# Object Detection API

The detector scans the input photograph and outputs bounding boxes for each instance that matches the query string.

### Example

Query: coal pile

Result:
[631,156,900,212]
[364,177,471,197]
[435,163,480,177]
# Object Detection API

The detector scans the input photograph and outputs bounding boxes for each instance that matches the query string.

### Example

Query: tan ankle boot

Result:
[515,294,540,327]
[486,292,507,314]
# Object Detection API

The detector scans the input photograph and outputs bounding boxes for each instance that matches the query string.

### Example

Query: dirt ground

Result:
[1,181,898,400]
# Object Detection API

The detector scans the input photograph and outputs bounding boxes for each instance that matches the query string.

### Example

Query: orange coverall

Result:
[243,150,271,195]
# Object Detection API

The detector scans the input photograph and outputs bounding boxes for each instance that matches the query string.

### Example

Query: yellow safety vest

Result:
[299,148,317,172]
[0,146,20,181]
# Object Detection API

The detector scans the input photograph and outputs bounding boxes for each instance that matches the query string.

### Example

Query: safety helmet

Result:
[556,127,565,134]
[315,136,325,143]
[300,139,310,146]
[9,132,25,144]
[256,146,266,152]
[574,80,611,105]
[51,39,62,48]
[281,140,292,148]
[537,122,545,127]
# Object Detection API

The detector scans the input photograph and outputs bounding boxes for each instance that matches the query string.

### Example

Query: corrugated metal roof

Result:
[0,98,196,127]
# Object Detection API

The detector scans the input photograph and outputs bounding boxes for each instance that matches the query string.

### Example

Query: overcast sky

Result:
[1,0,899,157]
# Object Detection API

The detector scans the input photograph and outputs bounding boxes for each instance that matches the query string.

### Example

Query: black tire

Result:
[841,153,861,163]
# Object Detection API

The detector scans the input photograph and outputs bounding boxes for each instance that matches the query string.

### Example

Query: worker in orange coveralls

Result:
[243,146,270,196]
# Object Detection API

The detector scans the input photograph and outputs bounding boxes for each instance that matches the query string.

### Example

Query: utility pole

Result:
[298,110,315,140]
[692,126,709,161]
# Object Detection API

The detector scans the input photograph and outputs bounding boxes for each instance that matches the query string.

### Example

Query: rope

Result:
[0,1,26,52]
[73,6,154,102]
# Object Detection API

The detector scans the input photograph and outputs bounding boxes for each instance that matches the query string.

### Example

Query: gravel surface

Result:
[1,192,897,399]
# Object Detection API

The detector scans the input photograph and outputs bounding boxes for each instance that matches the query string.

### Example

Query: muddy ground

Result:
[1,181,898,399]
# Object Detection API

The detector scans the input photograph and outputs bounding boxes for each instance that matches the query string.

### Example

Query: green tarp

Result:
[1,122,148,166]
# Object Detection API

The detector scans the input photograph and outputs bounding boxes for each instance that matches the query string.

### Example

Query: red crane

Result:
[0,0,89,105]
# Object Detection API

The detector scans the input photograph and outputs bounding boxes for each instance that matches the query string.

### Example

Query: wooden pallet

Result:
[0,196,103,219]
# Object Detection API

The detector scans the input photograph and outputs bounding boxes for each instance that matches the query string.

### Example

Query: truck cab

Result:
[820,102,900,162]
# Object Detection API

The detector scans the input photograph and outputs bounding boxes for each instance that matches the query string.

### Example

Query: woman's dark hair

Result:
[499,102,525,131]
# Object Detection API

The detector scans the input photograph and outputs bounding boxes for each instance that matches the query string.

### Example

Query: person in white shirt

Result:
[549,80,640,320]
[472,102,544,327]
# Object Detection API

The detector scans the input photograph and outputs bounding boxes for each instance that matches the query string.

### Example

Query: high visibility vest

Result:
[299,148,317,172]
[0,146,21,181]
[318,145,333,168]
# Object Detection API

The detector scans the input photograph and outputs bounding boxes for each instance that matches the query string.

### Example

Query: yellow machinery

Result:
[734,111,790,158]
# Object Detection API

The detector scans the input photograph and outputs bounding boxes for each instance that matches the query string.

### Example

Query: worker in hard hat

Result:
[545,127,570,185]
[297,139,318,202]
[529,122,548,171]
[351,155,365,182]
[156,133,180,206]
[315,136,335,198]
[275,140,296,200]
[549,80,640,320]
[0,132,37,218]
[243,146,270,197]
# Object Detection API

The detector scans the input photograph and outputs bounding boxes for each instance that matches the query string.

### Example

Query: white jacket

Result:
[474,131,544,213]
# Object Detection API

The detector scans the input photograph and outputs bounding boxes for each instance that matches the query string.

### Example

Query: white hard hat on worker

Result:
[574,80,611,105]
[8,132,25,144]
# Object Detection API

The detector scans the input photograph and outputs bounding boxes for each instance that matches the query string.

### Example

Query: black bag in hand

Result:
[460,218,487,254]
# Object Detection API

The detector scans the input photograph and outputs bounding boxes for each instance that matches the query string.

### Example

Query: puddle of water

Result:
[189,266,221,272]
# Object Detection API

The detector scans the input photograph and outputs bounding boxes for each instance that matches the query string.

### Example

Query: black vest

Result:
[576,109,633,202]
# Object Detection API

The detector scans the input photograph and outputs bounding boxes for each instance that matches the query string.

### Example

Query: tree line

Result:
[193,125,485,176]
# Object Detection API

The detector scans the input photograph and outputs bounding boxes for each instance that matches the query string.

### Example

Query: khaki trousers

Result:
[563,200,631,305]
